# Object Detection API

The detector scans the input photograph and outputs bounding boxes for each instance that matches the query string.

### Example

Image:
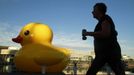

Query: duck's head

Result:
[12,23,53,46]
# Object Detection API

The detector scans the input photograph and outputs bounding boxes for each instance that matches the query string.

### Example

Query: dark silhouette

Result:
[83,3,126,75]
[82,29,87,40]
[73,61,78,75]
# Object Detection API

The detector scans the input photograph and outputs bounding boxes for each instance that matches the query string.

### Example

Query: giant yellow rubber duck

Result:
[12,23,70,73]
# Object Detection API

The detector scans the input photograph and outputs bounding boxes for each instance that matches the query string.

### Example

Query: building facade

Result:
[0,46,18,73]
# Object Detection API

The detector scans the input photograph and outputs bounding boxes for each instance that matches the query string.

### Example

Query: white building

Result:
[0,46,19,73]
[70,50,94,61]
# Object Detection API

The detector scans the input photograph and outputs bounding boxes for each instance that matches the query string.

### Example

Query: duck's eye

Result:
[24,30,30,36]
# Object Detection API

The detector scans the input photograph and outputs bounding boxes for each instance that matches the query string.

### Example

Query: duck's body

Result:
[12,23,70,72]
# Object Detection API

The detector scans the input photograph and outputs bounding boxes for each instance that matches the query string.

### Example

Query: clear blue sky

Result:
[0,0,134,57]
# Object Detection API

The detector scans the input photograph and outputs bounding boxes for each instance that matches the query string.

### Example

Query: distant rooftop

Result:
[0,46,9,49]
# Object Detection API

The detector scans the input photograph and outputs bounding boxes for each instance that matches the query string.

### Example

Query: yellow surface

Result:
[19,23,53,46]
[13,23,70,72]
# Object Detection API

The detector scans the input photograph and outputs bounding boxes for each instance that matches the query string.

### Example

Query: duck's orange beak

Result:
[12,35,23,43]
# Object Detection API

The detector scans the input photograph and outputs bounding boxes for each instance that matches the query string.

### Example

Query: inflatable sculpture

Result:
[12,23,70,73]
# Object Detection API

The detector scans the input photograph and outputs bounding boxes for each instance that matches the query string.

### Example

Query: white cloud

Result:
[128,47,134,51]
[118,39,134,58]
[0,22,21,47]
[118,39,133,50]
[52,32,93,51]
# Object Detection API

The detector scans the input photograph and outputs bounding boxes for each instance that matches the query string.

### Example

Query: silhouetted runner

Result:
[83,3,126,75]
